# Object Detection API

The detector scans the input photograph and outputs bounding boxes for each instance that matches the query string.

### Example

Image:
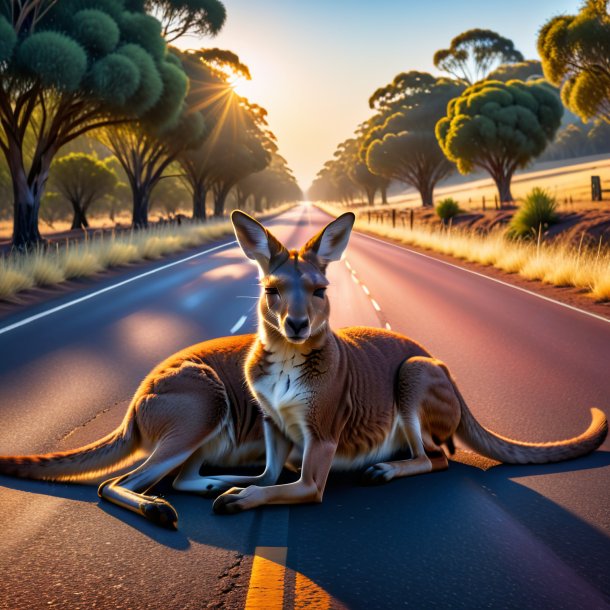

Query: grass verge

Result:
[0,205,294,301]
[317,202,610,303]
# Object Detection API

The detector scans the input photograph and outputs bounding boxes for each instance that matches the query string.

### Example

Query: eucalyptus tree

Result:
[436,80,563,203]
[177,50,271,219]
[433,29,524,85]
[0,0,184,248]
[50,153,118,229]
[364,72,463,207]
[538,0,610,124]
[487,60,544,82]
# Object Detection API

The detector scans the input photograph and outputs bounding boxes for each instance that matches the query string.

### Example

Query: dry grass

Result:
[317,202,610,302]
[0,204,294,301]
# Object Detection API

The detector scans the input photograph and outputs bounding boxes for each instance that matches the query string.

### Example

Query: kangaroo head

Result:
[232,211,355,344]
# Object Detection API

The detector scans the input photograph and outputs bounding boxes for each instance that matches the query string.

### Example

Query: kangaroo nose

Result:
[285,317,309,334]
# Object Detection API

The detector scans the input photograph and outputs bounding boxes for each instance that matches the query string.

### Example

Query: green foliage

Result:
[436,198,461,222]
[89,53,141,106]
[143,61,188,130]
[364,72,462,206]
[117,44,163,113]
[538,2,610,123]
[541,120,610,161]
[487,60,543,82]
[119,12,166,61]
[16,32,88,91]
[436,80,563,202]
[0,16,16,62]
[507,188,558,239]
[145,0,227,41]
[433,29,524,85]
[73,9,120,56]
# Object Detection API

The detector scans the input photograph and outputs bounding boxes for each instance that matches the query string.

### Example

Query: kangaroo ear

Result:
[231,211,288,275]
[301,213,355,271]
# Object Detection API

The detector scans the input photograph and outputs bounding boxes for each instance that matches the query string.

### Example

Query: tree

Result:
[487,60,544,82]
[0,1,187,249]
[538,0,610,124]
[436,80,563,204]
[39,191,71,229]
[433,29,524,85]
[144,0,226,42]
[364,73,464,207]
[50,153,118,229]
[178,50,271,219]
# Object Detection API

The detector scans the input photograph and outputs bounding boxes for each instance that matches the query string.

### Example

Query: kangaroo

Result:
[211,211,608,515]
[0,334,294,529]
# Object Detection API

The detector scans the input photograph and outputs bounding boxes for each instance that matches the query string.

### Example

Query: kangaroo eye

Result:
[265,287,279,296]
[313,287,327,298]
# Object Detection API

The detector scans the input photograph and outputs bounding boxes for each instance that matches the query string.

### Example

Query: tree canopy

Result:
[433,29,524,85]
[50,153,118,229]
[436,80,563,203]
[364,72,464,206]
[538,0,610,123]
[0,0,188,248]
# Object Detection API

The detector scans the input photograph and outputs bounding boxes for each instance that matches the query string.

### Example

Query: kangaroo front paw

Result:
[141,498,178,529]
[361,463,395,486]
[213,487,248,515]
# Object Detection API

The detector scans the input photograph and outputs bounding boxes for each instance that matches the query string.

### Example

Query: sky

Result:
[179,0,582,191]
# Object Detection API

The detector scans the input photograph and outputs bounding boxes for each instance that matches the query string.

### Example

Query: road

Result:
[0,204,609,609]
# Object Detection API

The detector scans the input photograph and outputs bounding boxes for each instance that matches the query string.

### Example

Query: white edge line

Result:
[355,231,610,325]
[0,240,237,336]
[230,315,248,334]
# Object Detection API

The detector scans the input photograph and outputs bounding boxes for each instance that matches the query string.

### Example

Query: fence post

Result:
[409,209,414,230]
[482,196,486,211]
[392,209,396,228]
[367,211,371,223]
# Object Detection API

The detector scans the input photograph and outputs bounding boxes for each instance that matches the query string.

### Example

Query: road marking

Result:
[0,240,237,336]
[230,315,247,334]
[361,284,370,295]
[385,322,392,330]
[245,547,287,610]
[371,299,381,311]
[356,231,610,325]
[295,572,332,609]
[245,546,333,609]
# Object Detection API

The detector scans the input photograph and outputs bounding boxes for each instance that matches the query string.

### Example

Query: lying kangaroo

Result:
[211,211,608,515]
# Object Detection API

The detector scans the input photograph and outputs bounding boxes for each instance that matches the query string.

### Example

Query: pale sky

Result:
[180,0,582,191]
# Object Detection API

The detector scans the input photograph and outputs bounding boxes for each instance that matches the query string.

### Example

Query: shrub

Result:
[436,198,461,223]
[507,188,558,239]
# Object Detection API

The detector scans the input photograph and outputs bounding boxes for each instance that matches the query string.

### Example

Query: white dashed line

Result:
[230,315,248,334]
[361,285,370,296]
[385,322,392,331]
[370,299,381,311]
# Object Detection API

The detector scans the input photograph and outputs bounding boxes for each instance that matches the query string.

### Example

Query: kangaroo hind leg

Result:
[99,362,229,528]
[361,356,459,485]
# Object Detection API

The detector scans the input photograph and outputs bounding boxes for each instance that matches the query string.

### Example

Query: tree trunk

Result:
[192,185,207,221]
[213,185,230,218]
[366,188,375,207]
[380,186,388,205]
[132,185,150,228]
[9,153,44,250]
[418,181,434,207]
[254,194,263,213]
[70,201,89,230]
[493,172,514,206]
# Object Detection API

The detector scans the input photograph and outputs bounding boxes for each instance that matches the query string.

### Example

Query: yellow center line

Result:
[245,546,333,609]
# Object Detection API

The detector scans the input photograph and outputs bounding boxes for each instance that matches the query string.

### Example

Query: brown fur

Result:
[0,335,268,528]
[212,211,608,514]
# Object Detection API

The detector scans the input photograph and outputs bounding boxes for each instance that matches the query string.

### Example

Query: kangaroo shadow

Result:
[2,452,609,606]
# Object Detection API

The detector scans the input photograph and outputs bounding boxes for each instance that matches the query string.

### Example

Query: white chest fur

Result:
[251,345,312,445]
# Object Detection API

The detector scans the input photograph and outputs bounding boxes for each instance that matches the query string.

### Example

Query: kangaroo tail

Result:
[0,412,140,483]
[452,383,607,464]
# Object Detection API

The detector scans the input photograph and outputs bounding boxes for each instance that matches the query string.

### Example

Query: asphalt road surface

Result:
[0,204,609,609]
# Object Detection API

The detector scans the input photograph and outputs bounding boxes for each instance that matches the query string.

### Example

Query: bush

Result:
[436,198,461,223]
[508,188,558,239]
